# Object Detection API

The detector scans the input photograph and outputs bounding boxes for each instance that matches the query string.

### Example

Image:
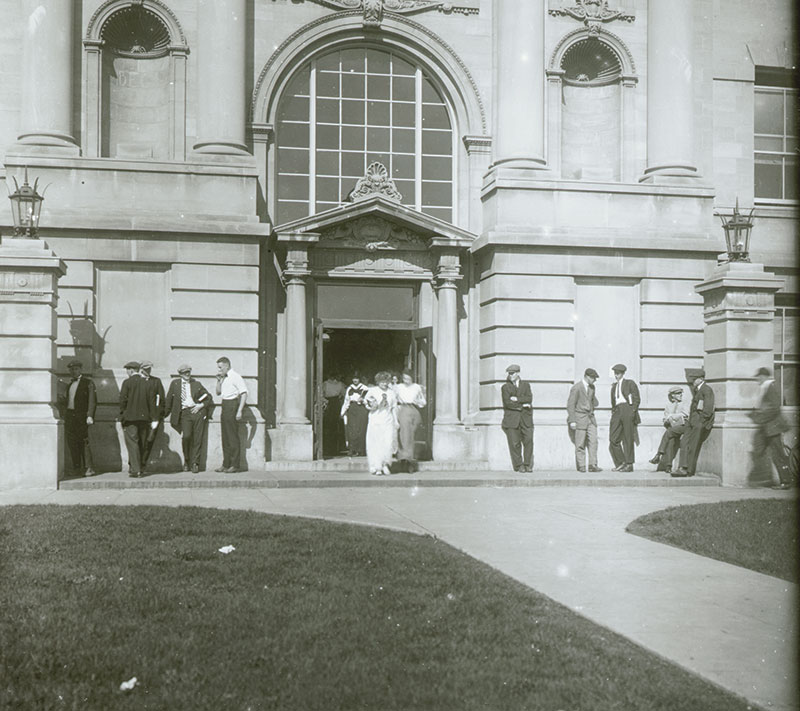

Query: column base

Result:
[12,131,80,156]
[432,423,483,462]
[192,141,253,160]
[0,419,62,490]
[267,423,313,462]
[639,164,702,185]
[697,412,760,487]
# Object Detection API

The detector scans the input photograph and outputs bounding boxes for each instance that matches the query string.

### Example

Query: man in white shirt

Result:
[215,356,248,473]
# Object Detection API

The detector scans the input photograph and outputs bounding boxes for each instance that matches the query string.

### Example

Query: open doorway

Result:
[313,326,433,460]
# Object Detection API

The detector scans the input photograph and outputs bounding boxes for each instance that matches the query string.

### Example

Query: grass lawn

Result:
[627,498,799,582]
[1,505,755,711]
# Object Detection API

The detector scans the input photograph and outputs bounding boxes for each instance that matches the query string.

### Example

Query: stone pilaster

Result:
[16,0,79,154]
[489,0,547,172]
[193,0,250,157]
[695,261,784,486]
[640,0,699,182]
[0,236,66,490]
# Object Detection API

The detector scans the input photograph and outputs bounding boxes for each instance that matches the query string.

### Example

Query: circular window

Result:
[561,40,622,86]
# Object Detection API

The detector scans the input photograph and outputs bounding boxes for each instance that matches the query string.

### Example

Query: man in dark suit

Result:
[164,363,212,473]
[567,367,602,473]
[139,360,166,471]
[609,363,640,472]
[747,366,792,489]
[501,364,533,472]
[674,368,715,477]
[119,360,155,478]
[59,359,97,477]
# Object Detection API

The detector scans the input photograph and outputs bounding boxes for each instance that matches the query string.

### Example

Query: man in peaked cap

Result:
[747,366,792,489]
[608,363,641,472]
[649,385,689,473]
[58,359,97,478]
[500,364,534,473]
[164,364,213,474]
[139,360,166,472]
[674,367,715,477]
[119,359,153,477]
[566,367,602,473]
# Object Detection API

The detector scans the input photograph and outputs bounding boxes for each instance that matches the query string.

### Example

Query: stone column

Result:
[193,0,249,156]
[641,0,699,181]
[281,247,310,425]
[695,261,784,486]
[17,0,79,153]
[490,0,547,171]
[0,235,66,490]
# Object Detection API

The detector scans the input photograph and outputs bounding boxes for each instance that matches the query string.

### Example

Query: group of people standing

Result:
[501,362,794,489]
[328,370,427,475]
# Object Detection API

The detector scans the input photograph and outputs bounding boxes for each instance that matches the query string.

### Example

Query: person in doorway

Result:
[139,360,165,472]
[566,367,601,473]
[747,366,792,489]
[59,359,97,477]
[341,373,368,456]
[501,364,533,473]
[215,356,248,473]
[119,360,155,478]
[322,373,346,456]
[394,369,427,473]
[609,363,640,472]
[674,368,715,477]
[365,371,398,476]
[649,386,689,473]
[164,364,212,473]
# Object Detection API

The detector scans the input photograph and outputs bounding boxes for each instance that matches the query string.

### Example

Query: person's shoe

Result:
[588,465,603,472]
[191,464,200,474]
[611,464,623,472]
[772,482,791,490]
[223,466,238,473]
[85,468,96,477]
[671,468,689,478]
[183,463,191,472]
[619,464,634,472]
[649,454,661,465]
[214,466,227,473]
[663,467,672,474]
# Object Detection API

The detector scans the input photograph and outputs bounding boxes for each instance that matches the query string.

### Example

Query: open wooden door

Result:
[408,327,433,461]
[313,320,325,460]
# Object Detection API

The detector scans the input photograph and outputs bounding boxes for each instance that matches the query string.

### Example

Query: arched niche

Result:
[83,0,189,160]
[547,28,638,182]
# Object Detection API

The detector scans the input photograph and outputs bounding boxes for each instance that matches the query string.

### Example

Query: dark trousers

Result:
[180,408,207,468]
[220,399,241,469]
[656,424,685,471]
[749,429,791,486]
[123,421,150,474]
[679,413,711,474]
[609,405,636,466]
[64,410,94,474]
[503,422,533,470]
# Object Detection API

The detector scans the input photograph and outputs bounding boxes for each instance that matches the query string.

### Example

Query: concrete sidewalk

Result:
[1,483,796,710]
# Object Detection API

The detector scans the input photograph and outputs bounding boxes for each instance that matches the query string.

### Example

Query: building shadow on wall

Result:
[237,407,259,472]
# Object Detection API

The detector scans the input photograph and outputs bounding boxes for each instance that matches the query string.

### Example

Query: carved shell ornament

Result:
[348,162,404,203]
[308,0,464,26]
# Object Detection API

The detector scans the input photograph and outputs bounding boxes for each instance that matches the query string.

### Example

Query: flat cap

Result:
[67,359,82,368]
[754,366,772,377]
[685,367,705,380]
[668,386,683,395]
[584,367,599,379]
[140,360,153,370]
[612,363,627,373]
[505,363,521,373]
[177,363,192,374]
[124,361,140,370]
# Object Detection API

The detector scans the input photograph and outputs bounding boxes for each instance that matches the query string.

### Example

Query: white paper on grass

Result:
[218,545,236,554]
[119,677,139,691]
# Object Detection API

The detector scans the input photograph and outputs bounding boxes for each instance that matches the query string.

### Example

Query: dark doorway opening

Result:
[313,326,433,461]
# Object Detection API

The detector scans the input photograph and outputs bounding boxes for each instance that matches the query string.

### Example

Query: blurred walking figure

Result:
[566,368,601,473]
[649,387,688,473]
[341,374,368,456]
[747,367,792,489]
[394,369,426,473]
[365,371,398,476]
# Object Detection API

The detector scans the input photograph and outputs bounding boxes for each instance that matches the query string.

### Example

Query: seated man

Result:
[649,386,688,473]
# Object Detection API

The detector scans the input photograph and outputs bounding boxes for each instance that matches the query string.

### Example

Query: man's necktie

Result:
[181,382,189,407]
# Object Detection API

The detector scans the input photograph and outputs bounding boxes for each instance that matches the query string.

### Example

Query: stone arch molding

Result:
[548,26,636,76]
[83,0,189,160]
[251,10,487,136]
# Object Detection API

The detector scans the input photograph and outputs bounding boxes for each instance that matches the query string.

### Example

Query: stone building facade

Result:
[0,0,796,482]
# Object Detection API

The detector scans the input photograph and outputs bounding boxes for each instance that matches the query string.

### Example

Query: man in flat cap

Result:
[649,386,688,473]
[566,367,602,473]
[119,360,154,477]
[747,366,792,489]
[164,364,213,474]
[58,359,97,477]
[608,363,640,472]
[139,360,166,472]
[501,364,533,473]
[674,368,715,477]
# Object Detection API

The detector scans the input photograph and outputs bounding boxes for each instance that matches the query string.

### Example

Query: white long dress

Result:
[365,386,398,472]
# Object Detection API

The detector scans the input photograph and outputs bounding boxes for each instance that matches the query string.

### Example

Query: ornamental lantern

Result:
[7,168,46,238]
[717,199,755,262]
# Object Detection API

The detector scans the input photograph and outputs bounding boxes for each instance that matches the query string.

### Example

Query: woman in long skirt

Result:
[394,369,427,472]
[365,371,398,476]
[341,374,368,456]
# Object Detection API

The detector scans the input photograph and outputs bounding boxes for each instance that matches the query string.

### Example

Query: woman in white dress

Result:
[365,371,398,476]
[394,369,427,473]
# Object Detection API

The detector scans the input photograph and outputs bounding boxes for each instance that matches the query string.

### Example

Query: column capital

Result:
[462,134,492,156]
[251,123,274,146]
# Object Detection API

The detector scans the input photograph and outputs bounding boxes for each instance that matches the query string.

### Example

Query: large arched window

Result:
[275,47,454,224]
